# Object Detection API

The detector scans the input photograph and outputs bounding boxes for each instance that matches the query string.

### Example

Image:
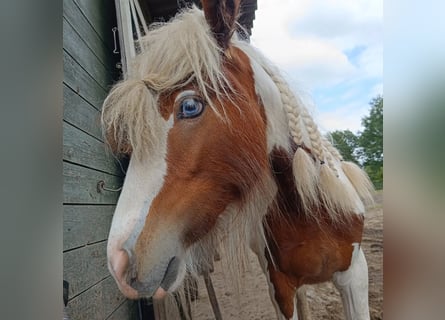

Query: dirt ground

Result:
[189,192,383,319]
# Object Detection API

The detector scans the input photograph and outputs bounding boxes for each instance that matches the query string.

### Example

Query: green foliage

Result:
[364,164,383,190]
[359,96,383,165]
[328,95,383,189]
[359,96,383,189]
[330,130,359,164]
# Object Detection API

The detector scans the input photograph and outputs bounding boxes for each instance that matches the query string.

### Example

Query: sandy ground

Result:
[189,192,383,319]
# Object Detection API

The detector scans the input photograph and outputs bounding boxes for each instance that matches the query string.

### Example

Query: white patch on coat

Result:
[332,243,370,320]
[248,56,291,153]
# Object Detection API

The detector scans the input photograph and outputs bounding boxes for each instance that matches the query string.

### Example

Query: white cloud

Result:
[289,0,382,47]
[250,0,383,131]
[357,45,383,79]
[317,102,370,133]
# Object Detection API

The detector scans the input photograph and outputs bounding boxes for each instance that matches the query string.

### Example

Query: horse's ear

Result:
[201,0,240,49]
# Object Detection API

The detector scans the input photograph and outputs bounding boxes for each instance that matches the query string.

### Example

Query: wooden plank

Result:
[63,205,115,251]
[63,121,122,175]
[63,84,103,140]
[65,276,128,320]
[101,276,131,318]
[63,17,114,91]
[72,0,118,52]
[106,300,138,320]
[63,50,108,111]
[63,241,109,299]
[63,0,117,62]
[63,161,122,204]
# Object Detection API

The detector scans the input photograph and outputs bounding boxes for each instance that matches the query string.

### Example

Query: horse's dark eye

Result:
[178,98,204,119]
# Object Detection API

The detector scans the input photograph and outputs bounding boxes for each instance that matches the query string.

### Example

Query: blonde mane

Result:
[102,7,233,159]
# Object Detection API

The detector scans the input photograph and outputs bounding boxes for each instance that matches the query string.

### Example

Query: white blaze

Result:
[107,115,173,275]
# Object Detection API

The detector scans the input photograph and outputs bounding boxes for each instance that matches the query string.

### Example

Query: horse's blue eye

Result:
[178,98,204,119]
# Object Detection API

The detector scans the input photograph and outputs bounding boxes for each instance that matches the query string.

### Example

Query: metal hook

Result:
[112,27,119,54]
[97,180,122,193]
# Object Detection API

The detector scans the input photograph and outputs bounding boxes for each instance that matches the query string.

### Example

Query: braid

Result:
[269,74,304,146]
[324,146,339,177]
[299,106,325,163]
[246,51,305,148]
[267,67,326,165]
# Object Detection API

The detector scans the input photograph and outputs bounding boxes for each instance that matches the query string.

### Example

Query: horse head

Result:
[103,0,274,300]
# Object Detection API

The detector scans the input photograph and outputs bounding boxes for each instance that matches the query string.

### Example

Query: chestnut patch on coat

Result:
[265,147,365,318]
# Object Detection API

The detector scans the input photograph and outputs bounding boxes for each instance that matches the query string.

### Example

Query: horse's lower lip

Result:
[131,256,181,298]
[130,280,154,297]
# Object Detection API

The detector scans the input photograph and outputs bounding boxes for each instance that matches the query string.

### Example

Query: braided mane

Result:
[234,39,374,218]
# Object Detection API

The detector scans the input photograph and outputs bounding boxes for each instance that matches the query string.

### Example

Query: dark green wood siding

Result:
[63,0,135,318]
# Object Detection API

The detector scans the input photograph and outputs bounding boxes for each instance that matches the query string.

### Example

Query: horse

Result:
[102,1,374,319]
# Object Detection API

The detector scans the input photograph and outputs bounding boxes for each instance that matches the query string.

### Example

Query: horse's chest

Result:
[265,214,364,285]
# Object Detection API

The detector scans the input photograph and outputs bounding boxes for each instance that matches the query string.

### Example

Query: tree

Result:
[326,95,383,189]
[329,130,359,164]
[358,95,383,189]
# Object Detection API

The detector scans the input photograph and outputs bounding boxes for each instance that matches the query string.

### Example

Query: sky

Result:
[250,0,383,133]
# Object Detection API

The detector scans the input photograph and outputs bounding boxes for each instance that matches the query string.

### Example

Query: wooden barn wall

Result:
[63,0,137,319]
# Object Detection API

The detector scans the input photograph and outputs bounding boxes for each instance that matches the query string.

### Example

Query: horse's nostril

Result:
[109,249,140,299]
[110,249,131,283]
